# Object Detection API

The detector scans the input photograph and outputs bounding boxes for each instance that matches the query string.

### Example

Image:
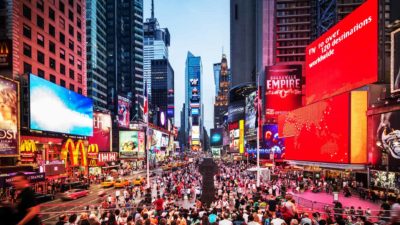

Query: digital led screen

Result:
[391,28,400,93]
[305,0,378,104]
[192,108,199,115]
[119,131,145,158]
[0,76,18,155]
[265,65,302,118]
[245,91,256,136]
[88,112,111,152]
[279,93,350,163]
[117,96,131,128]
[228,101,245,123]
[263,124,285,159]
[29,74,93,136]
[210,128,223,146]
[192,126,200,140]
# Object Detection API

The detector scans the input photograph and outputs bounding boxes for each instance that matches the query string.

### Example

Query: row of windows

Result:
[23,61,83,94]
[34,0,82,17]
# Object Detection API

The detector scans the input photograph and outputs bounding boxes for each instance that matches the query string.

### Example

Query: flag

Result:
[144,82,148,123]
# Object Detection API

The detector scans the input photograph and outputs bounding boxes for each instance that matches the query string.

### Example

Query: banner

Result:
[245,91,257,137]
[391,28,400,93]
[0,76,18,155]
[265,65,302,119]
[88,112,111,152]
[117,96,131,128]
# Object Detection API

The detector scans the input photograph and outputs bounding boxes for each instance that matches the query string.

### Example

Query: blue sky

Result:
[143,0,230,133]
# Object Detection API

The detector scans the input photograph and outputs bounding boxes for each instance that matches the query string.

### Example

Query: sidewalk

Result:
[289,190,381,211]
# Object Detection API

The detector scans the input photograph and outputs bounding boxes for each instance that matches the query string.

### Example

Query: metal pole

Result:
[256,74,260,187]
[386,152,389,200]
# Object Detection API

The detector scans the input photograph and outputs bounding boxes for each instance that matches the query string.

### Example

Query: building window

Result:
[23,62,32,74]
[49,41,56,53]
[77,60,82,70]
[69,69,74,80]
[59,0,65,13]
[69,84,74,91]
[68,10,73,22]
[77,74,82,84]
[36,0,44,12]
[69,54,74,65]
[68,0,74,7]
[59,17,65,30]
[77,46,82,56]
[37,15,44,29]
[60,63,65,75]
[38,69,45,78]
[60,48,65,59]
[50,74,56,83]
[23,24,31,39]
[23,43,32,57]
[59,32,65,44]
[77,18,81,29]
[77,4,81,15]
[49,24,55,37]
[49,57,56,70]
[37,51,45,64]
[49,7,55,20]
[77,88,82,94]
[68,25,74,36]
[37,33,44,47]
[23,4,31,20]
[60,79,65,87]
[68,39,74,51]
[77,32,81,42]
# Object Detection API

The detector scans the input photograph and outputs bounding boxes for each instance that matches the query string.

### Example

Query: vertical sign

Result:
[239,120,244,154]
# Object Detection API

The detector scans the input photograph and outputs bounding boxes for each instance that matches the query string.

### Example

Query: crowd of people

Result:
[2,157,400,225]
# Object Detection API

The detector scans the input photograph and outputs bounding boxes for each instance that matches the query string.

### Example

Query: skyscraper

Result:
[214,54,230,128]
[86,0,108,110]
[185,51,203,150]
[144,0,170,98]
[213,63,221,96]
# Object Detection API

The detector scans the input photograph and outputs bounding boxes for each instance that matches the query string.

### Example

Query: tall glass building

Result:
[86,0,108,110]
[213,63,221,96]
[185,52,203,150]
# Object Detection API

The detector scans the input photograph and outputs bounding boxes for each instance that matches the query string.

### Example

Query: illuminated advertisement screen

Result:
[161,134,169,147]
[29,74,93,136]
[228,101,245,123]
[192,108,199,115]
[150,129,169,148]
[245,91,257,136]
[0,76,18,155]
[88,112,111,152]
[368,110,400,172]
[279,93,350,163]
[265,65,302,118]
[210,128,223,146]
[391,28,400,93]
[117,96,131,128]
[305,0,378,104]
[119,131,145,158]
[263,125,285,159]
[192,126,200,140]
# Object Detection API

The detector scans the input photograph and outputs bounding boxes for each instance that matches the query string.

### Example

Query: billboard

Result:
[0,76,18,155]
[192,108,199,115]
[228,101,245,123]
[368,110,400,172]
[305,0,378,104]
[29,74,93,136]
[119,131,145,158]
[88,112,111,152]
[245,91,257,136]
[211,147,221,159]
[210,128,223,146]
[0,39,12,69]
[279,92,367,163]
[265,65,302,118]
[192,126,200,140]
[117,96,131,128]
[391,28,400,93]
[263,125,285,159]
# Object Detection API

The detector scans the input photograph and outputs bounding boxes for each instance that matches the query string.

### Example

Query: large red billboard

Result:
[305,0,378,104]
[88,112,111,152]
[265,65,302,119]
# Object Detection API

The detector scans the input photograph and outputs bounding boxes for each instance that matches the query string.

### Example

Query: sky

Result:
[143,0,230,133]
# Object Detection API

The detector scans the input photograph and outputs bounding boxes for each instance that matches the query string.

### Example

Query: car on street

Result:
[60,189,89,201]
[34,192,55,204]
[133,177,145,186]
[101,179,115,188]
[114,179,129,188]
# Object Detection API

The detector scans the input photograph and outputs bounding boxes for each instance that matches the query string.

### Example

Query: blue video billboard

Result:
[29,74,93,136]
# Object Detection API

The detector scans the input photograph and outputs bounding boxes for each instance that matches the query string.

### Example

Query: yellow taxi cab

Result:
[101,179,114,188]
[162,164,171,171]
[132,177,145,186]
[114,179,129,188]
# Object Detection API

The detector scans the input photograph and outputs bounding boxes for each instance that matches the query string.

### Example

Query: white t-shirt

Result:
[271,218,285,225]
[219,219,233,225]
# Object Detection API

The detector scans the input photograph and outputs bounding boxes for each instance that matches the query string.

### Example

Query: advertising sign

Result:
[88,112,111,152]
[98,152,118,163]
[263,125,285,159]
[119,131,144,158]
[228,101,245,123]
[192,108,199,115]
[0,39,12,69]
[30,74,93,136]
[117,96,131,128]
[265,65,302,118]
[305,0,378,104]
[0,76,18,155]
[210,128,223,146]
[192,126,200,140]
[391,28,400,93]
[368,110,400,172]
[211,147,221,159]
[0,172,45,188]
[239,120,245,154]
[245,91,257,136]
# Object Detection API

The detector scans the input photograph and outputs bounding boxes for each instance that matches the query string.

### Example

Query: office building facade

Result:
[214,54,230,128]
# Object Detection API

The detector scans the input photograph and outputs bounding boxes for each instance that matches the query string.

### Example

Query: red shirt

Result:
[154,198,164,211]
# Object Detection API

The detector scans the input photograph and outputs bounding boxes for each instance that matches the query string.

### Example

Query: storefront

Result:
[0,172,46,195]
